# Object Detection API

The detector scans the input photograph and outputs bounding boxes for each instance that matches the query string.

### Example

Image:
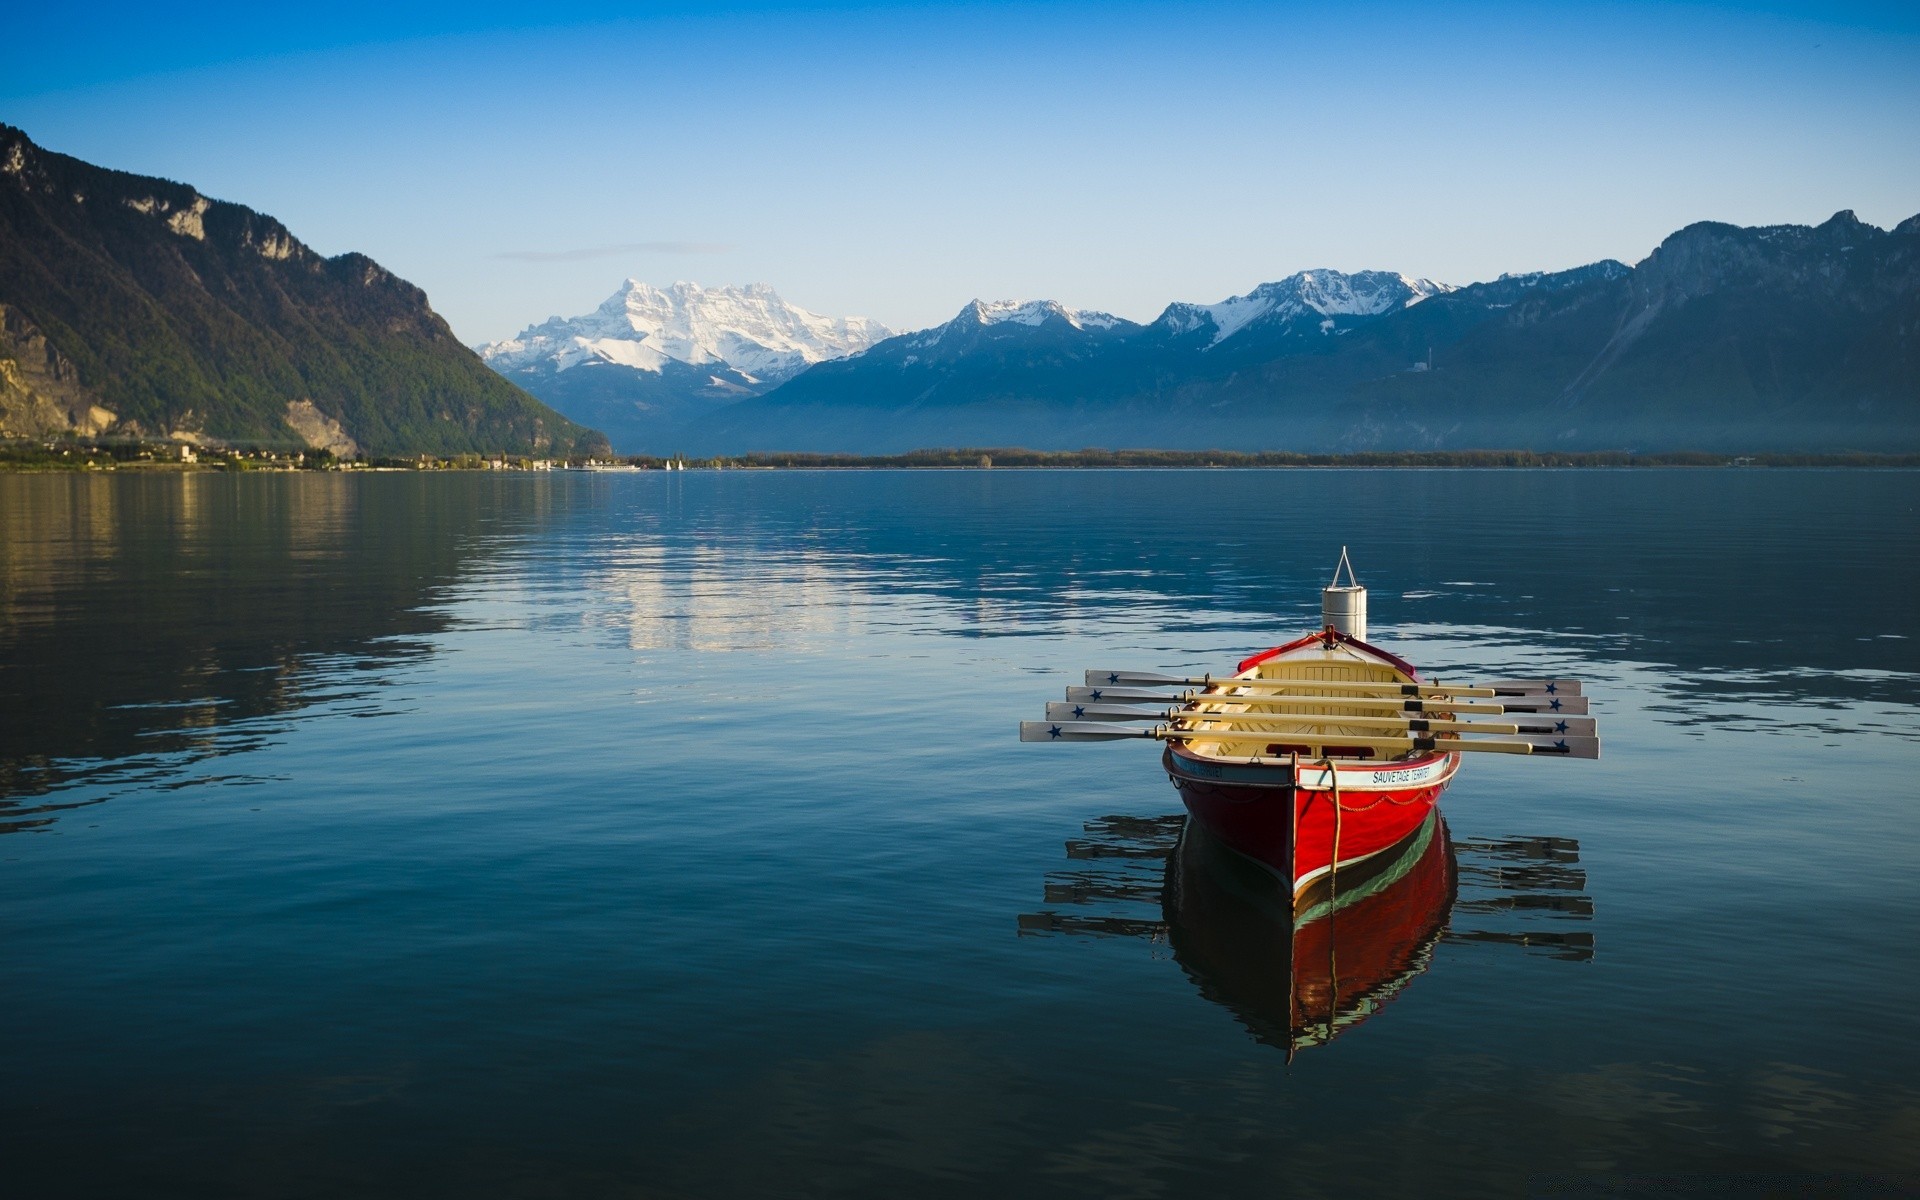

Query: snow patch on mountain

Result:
[480,281,890,383]
[1164,270,1455,345]
[968,298,1123,330]
[908,298,1127,348]
[1494,261,1632,289]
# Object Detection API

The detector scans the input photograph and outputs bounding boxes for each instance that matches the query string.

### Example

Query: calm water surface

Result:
[3,469,1917,1197]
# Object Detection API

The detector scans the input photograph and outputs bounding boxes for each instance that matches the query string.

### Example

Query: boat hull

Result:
[1165,744,1455,903]
[1164,809,1456,1052]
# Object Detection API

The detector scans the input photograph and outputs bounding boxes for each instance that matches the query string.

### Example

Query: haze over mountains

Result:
[0,125,602,456]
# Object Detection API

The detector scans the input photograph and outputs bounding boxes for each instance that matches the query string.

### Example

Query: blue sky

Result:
[7,1,1918,342]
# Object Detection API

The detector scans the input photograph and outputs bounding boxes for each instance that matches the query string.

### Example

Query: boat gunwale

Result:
[1166,742,1458,788]
[1236,627,1424,681]
[1172,626,1455,773]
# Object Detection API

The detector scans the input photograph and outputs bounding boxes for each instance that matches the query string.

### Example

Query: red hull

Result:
[1289,816,1455,1037]
[1160,627,1458,900]
[1165,811,1456,1051]
[1167,751,1449,901]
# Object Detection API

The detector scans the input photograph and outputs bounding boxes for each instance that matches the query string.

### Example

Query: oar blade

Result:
[1487,694,1590,715]
[1020,720,1155,743]
[1446,732,1600,759]
[1045,701,1168,722]
[1498,715,1598,737]
[1066,685,1190,703]
[1478,678,1585,697]
[1085,670,1188,687]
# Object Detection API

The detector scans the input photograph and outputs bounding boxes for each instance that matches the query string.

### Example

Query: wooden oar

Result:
[1020,720,1600,758]
[1062,685,1590,715]
[1044,701,1596,737]
[1087,670,1584,697]
[1477,679,1584,697]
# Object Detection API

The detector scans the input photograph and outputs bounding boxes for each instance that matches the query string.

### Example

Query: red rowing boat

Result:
[1164,625,1459,907]
[1023,550,1598,907]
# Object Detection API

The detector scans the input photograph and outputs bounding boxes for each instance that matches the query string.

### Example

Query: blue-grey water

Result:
[3,469,1917,1197]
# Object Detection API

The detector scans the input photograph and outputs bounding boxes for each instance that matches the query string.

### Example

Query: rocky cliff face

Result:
[0,125,606,455]
[0,304,115,437]
[1632,211,1911,307]
[1539,211,1920,425]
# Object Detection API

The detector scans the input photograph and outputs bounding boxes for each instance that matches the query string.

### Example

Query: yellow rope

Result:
[1322,756,1343,897]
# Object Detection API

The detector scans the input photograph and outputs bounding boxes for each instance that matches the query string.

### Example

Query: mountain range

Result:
[477,281,888,451]
[0,125,604,456]
[4,125,1913,458]
[498,216,1919,455]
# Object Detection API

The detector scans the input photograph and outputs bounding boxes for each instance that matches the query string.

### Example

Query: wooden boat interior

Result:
[1178,639,1446,764]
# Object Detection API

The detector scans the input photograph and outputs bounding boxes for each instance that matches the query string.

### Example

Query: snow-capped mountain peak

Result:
[906,298,1128,348]
[963,298,1124,330]
[1161,270,1455,346]
[480,280,891,384]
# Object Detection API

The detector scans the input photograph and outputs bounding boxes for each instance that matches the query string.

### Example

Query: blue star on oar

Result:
[1553,739,1569,752]
[1545,682,1558,694]
[1090,689,1103,700]
[1107,673,1120,684]
[1048,725,1064,739]
[1554,720,1568,733]
[1072,706,1086,718]
[1549,698,1562,711]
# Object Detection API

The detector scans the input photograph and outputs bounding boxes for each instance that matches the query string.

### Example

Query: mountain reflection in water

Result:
[7,469,1913,831]
[1020,811,1594,1052]
[0,474,513,822]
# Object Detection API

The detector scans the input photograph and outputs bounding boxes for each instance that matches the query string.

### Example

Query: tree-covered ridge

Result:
[0,125,608,456]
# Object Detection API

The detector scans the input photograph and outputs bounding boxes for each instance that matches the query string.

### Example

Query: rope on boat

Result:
[1322,754,1342,1043]
[1289,750,1301,890]
[1322,755,1343,899]
[1329,789,1429,812]
[1288,749,1301,1064]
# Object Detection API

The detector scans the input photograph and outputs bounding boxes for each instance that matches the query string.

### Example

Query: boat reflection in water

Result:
[1165,811,1452,1054]
[1020,812,1593,1055]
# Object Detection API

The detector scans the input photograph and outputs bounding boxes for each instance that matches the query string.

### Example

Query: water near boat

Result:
[3,468,1917,1196]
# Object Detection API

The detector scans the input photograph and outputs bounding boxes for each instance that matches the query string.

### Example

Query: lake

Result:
[3,468,1917,1197]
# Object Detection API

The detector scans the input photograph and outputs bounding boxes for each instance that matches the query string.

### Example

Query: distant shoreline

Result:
[641,449,1920,470]
[3,443,1918,472]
